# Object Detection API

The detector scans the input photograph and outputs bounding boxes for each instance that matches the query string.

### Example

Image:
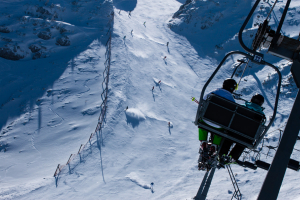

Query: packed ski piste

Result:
[1,0,300,199]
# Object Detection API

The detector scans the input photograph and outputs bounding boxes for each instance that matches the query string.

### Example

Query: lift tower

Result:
[256,0,300,199]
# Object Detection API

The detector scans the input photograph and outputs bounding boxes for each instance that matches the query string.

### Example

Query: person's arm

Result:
[203,89,217,100]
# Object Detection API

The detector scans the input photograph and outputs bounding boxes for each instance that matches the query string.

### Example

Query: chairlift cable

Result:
[268,2,285,35]
[266,0,278,21]
[273,13,285,35]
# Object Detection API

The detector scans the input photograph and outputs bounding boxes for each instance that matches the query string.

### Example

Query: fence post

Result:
[54,164,61,177]
[78,144,83,154]
[66,154,73,165]
[89,133,93,141]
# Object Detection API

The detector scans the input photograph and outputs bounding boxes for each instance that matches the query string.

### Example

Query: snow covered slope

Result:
[1,0,300,199]
[169,0,255,58]
[0,0,113,198]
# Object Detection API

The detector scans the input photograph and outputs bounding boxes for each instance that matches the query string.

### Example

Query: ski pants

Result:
[198,120,222,145]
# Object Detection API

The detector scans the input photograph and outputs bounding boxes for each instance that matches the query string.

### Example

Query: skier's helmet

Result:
[251,94,264,106]
[222,78,237,93]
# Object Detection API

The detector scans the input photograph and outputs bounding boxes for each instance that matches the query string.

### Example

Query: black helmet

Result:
[251,94,264,106]
[222,78,237,93]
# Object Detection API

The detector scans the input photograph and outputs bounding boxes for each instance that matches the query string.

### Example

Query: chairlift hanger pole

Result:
[266,0,279,21]
[275,0,291,37]
[238,0,263,58]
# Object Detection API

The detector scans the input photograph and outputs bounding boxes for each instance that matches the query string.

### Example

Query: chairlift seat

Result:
[196,94,266,149]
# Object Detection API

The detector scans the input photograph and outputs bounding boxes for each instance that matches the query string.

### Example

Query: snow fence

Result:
[54,11,114,177]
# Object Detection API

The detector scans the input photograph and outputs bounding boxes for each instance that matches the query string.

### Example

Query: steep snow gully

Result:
[1,0,300,199]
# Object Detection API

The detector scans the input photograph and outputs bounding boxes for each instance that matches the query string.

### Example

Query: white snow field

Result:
[1,0,300,199]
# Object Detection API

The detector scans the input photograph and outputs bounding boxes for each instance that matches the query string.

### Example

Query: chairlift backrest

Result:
[197,94,266,149]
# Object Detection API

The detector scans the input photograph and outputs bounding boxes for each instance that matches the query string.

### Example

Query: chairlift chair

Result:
[194,51,282,149]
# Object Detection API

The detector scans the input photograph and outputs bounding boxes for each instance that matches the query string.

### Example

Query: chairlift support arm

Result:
[275,0,291,37]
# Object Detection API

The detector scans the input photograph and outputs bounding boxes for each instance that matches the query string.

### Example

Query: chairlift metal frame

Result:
[194,51,282,149]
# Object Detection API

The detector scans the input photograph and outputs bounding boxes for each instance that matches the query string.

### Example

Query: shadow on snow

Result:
[113,0,137,12]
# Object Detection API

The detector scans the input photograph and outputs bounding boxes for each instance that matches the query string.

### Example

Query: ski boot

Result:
[198,142,219,171]
[217,155,236,168]
[198,162,206,171]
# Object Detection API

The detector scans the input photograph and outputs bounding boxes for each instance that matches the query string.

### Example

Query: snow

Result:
[125,172,152,190]
[125,108,145,119]
[125,108,146,127]
[1,0,300,199]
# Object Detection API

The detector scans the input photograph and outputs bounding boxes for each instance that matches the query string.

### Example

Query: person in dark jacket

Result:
[198,78,237,145]
[198,78,237,170]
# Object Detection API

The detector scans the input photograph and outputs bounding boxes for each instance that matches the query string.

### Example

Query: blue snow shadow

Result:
[113,0,137,12]
[125,109,145,128]
[0,0,114,131]
[169,0,254,61]
[176,0,187,3]
[0,143,8,152]
[125,114,144,128]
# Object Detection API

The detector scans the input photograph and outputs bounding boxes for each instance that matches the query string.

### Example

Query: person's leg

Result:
[212,134,222,145]
[229,144,245,161]
[198,141,207,162]
[198,128,208,170]
[198,128,208,141]
[219,139,233,157]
